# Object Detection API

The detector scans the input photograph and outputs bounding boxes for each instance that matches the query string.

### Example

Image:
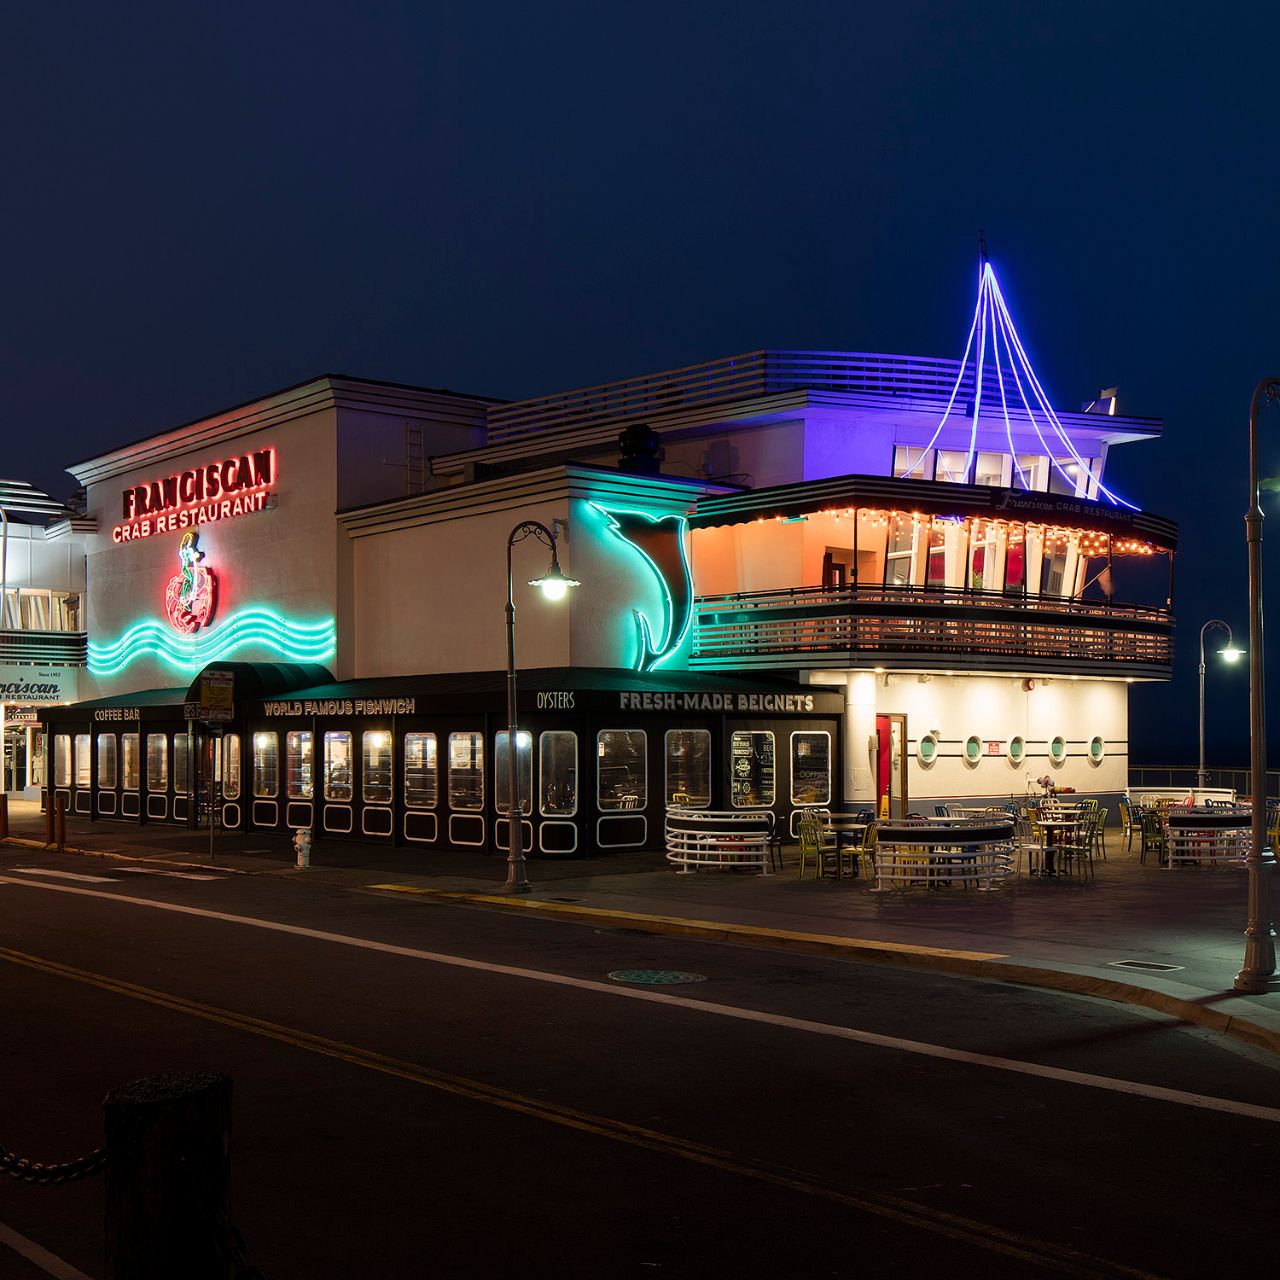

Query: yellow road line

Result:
[366,883,1008,962]
[0,942,1159,1280]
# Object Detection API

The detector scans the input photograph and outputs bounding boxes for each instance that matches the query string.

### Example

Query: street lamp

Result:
[1236,378,1280,993]
[1198,619,1243,789]
[502,520,579,893]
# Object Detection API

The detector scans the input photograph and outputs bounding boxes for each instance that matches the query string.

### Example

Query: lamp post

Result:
[1235,378,1280,993]
[1198,619,1243,790]
[502,520,579,893]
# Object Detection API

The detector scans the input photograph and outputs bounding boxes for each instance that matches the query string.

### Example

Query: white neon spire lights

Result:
[902,256,1136,510]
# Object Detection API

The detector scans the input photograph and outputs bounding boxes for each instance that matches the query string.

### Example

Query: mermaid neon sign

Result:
[164,531,217,633]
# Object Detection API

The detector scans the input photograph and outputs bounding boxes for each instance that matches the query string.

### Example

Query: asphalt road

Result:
[0,846,1276,1279]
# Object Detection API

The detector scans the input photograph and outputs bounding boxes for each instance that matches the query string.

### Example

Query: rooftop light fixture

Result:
[901,233,1137,510]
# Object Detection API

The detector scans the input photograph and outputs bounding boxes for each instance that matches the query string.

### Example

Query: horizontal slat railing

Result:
[486,350,1018,444]
[0,631,87,666]
[691,585,1171,671]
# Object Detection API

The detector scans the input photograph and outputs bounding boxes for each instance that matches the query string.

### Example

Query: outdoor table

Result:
[818,816,872,878]
[1033,815,1084,876]
[872,817,1014,892]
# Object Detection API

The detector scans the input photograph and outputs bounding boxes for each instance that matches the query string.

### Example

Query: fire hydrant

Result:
[293,827,312,869]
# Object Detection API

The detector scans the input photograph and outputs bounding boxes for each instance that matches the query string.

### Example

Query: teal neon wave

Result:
[88,608,337,676]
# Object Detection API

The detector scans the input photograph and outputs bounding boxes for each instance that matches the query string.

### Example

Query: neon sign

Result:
[164,531,217,633]
[589,502,692,672]
[113,447,276,543]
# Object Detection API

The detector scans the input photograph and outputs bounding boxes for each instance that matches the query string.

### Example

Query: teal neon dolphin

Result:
[590,503,693,672]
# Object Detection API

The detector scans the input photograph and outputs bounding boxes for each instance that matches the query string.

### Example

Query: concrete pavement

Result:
[7,799,1280,1054]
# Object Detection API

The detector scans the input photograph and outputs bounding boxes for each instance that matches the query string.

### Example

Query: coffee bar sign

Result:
[0,665,78,705]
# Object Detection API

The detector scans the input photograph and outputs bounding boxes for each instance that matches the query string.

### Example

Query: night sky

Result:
[3,3,1278,767]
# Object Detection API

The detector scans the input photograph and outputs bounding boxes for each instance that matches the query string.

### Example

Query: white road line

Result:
[11,868,119,884]
[115,868,222,881]
[1,874,1277,1126]
[0,1222,94,1280]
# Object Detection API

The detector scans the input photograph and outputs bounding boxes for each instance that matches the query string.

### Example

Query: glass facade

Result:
[404,733,438,808]
[598,730,646,810]
[665,730,710,805]
[539,731,577,816]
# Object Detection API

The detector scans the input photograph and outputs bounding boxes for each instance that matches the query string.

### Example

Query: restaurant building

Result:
[41,260,1176,851]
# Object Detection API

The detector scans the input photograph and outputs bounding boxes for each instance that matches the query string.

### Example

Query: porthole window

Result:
[1008,736,1026,766]
[1049,736,1067,765]
[964,736,982,766]
[1088,736,1105,764]
[917,733,939,766]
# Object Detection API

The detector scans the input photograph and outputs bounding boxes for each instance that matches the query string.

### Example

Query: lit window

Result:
[936,450,970,483]
[97,734,118,789]
[404,733,438,809]
[253,732,279,798]
[892,446,935,480]
[495,730,533,815]
[448,733,485,810]
[287,731,313,799]
[665,730,710,806]
[223,735,241,800]
[362,730,392,805]
[731,731,775,807]
[598,730,646,810]
[974,452,1008,487]
[74,734,90,788]
[121,734,140,791]
[1015,455,1048,491]
[539,731,578,816]
[323,731,353,802]
[54,735,70,788]
[174,734,190,795]
[147,734,168,790]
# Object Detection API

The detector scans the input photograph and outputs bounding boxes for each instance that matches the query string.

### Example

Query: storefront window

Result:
[790,732,830,805]
[731,731,775,807]
[539,732,577,816]
[362,730,392,804]
[936,449,970,483]
[597,730,646,810]
[665,729,710,806]
[287,730,313,799]
[121,734,140,791]
[54,735,70,788]
[404,733,438,808]
[223,735,241,800]
[448,733,484,810]
[146,734,168,790]
[253,732,278,798]
[97,734,118,789]
[174,733,190,795]
[324,731,353,802]
[74,735,90,788]
[495,731,533,815]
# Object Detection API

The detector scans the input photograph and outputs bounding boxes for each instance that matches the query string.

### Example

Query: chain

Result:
[0,1144,106,1187]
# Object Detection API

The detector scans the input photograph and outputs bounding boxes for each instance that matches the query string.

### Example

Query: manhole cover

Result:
[608,970,707,986]
[1107,960,1185,973]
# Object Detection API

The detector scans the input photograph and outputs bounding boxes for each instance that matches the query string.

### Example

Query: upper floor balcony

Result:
[0,629,86,667]
[691,583,1172,679]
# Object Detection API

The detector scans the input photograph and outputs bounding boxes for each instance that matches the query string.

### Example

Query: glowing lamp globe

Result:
[1220,644,1245,664]
[529,553,580,602]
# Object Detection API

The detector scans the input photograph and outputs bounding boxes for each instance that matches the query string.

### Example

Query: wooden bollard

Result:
[55,794,66,853]
[104,1071,233,1279]
[45,792,55,847]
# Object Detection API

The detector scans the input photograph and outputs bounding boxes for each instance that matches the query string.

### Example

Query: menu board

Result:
[731,732,775,807]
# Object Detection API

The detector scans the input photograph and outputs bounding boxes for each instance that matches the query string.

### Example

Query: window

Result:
[540,731,578,816]
[790,732,830,805]
[121,734,140,791]
[495,730,533,815]
[1049,736,1067,765]
[448,732,485,810]
[892,445,934,480]
[1049,459,1084,496]
[74,735,90,788]
[936,449,970,483]
[287,731,313,799]
[324,731,353,802]
[1015,455,1048,491]
[665,730,710,806]
[362,730,392,804]
[97,734,118,789]
[926,523,947,587]
[597,730,646,810]
[1005,535,1027,592]
[252,732,278,798]
[885,521,918,588]
[223,735,241,800]
[730,731,774,807]
[54,735,70,788]
[974,452,1008,488]
[404,733,438,808]
[964,736,983,765]
[1089,736,1105,764]
[1008,736,1026,766]
[174,733,190,795]
[917,733,939,765]
[146,735,168,790]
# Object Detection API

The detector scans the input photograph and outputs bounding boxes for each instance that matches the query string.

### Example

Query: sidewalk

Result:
[7,800,1280,1054]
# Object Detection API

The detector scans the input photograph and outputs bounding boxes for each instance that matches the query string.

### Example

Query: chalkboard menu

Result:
[731,731,775,807]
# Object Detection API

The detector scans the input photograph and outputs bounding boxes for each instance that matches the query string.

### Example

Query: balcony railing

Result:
[691,584,1172,676]
[0,630,87,667]
[486,349,1158,445]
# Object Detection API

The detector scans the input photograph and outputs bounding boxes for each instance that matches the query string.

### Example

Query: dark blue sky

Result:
[3,2,1277,766]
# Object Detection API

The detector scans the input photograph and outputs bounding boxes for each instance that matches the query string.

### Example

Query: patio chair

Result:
[1093,806,1109,861]
[1138,809,1167,865]
[1057,813,1097,879]
[1118,797,1135,851]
